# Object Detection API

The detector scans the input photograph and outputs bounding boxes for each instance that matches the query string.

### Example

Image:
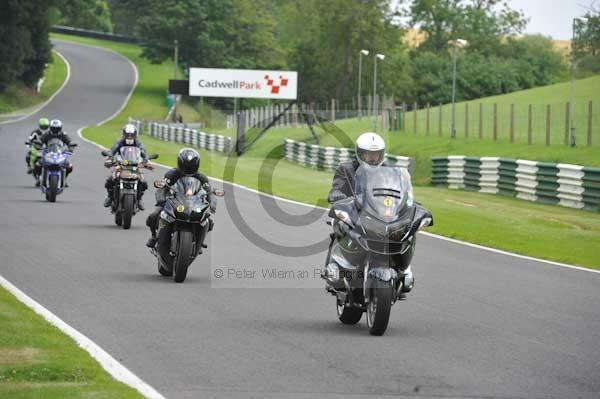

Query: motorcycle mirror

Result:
[101,150,110,156]
[212,190,225,197]
[148,153,159,160]
[154,180,166,189]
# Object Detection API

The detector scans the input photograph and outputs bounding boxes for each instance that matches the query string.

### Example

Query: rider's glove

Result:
[328,191,347,203]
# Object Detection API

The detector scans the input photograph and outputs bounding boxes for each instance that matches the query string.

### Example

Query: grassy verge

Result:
[0,51,68,115]
[57,33,600,269]
[0,288,143,398]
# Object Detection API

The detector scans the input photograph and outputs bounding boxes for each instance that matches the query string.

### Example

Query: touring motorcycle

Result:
[151,177,224,283]
[323,165,433,335]
[102,147,158,229]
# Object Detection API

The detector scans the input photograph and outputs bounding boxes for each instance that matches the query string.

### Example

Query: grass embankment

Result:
[0,51,68,115]
[0,288,143,398]
[54,33,600,268]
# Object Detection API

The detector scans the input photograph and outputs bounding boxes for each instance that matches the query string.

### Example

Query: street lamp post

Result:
[373,53,385,131]
[358,50,369,120]
[570,17,587,147]
[450,39,468,138]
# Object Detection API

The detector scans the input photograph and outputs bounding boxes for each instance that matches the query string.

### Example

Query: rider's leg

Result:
[104,177,113,207]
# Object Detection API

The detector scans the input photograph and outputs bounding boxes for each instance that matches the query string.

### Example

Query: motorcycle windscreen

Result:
[119,146,142,165]
[355,165,414,222]
[46,138,65,153]
[172,176,203,198]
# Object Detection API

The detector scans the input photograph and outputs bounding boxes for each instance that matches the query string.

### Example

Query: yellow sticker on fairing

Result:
[383,197,393,207]
[176,204,185,212]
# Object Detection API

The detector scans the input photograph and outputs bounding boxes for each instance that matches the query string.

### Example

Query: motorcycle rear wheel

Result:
[337,302,363,324]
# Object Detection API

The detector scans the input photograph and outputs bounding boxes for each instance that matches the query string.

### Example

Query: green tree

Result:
[276,0,409,103]
[573,7,600,76]
[0,0,52,92]
[54,0,113,32]
[21,1,53,87]
[404,0,527,54]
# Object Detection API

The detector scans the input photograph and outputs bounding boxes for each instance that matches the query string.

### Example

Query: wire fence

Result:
[400,100,599,146]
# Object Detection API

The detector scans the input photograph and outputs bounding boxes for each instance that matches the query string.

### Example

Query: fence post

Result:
[426,103,430,136]
[588,100,593,147]
[546,105,551,146]
[438,104,442,137]
[402,102,406,131]
[493,103,498,141]
[565,102,570,145]
[510,104,514,143]
[413,102,418,135]
[465,103,469,138]
[528,104,533,145]
[479,103,483,139]
[331,98,336,122]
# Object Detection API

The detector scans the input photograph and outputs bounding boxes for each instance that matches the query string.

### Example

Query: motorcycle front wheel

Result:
[173,230,194,283]
[366,280,393,336]
[46,174,58,202]
[121,194,135,230]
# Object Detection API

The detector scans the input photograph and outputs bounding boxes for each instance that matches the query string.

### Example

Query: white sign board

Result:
[188,68,297,100]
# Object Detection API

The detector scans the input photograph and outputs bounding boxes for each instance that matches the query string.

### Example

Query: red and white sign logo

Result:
[264,75,289,94]
[189,68,297,99]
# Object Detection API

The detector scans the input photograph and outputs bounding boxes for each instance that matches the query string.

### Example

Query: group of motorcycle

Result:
[24,121,224,286]
[24,123,432,335]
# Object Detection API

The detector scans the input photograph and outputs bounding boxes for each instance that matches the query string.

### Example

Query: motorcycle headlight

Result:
[44,154,54,162]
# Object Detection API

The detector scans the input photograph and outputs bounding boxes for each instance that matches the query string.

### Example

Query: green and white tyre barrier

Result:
[128,119,233,154]
[284,138,412,172]
[479,157,500,194]
[431,156,600,211]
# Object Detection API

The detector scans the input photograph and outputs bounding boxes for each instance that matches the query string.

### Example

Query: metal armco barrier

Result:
[432,156,600,211]
[129,119,233,154]
[51,25,141,44]
[284,138,412,172]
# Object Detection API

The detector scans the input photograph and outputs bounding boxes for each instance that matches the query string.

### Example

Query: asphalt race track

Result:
[1,40,599,399]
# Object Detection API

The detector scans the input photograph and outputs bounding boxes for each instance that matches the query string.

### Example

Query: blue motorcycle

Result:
[39,138,77,202]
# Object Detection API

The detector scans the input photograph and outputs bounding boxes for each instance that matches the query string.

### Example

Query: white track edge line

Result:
[0,275,165,399]
[0,49,71,125]
[2,41,166,398]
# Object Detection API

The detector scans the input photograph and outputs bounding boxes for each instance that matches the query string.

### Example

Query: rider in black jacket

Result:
[103,124,149,209]
[35,119,74,183]
[145,148,212,248]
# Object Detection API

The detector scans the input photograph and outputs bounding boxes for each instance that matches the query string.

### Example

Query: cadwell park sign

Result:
[188,68,298,100]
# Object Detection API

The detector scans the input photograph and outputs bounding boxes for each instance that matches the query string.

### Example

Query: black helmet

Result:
[122,124,138,145]
[177,148,200,175]
[49,119,62,135]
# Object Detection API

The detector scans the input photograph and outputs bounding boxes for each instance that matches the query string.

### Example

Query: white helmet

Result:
[355,132,385,166]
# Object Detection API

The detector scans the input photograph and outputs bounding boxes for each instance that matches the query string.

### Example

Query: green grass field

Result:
[54,33,600,268]
[0,288,143,398]
[400,76,600,145]
[0,51,68,115]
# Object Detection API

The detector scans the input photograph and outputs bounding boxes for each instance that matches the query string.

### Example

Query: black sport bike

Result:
[323,165,433,336]
[151,177,224,283]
